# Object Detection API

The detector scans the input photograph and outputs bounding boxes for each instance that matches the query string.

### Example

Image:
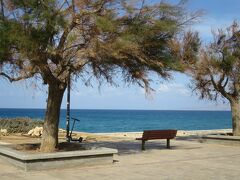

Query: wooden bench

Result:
[136,130,177,150]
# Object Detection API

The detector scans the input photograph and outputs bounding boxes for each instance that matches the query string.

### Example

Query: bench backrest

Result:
[142,130,177,140]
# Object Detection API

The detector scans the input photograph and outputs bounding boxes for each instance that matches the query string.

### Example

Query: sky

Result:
[0,0,240,110]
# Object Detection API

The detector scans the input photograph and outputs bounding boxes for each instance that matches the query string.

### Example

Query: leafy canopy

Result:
[0,0,199,92]
[190,21,240,101]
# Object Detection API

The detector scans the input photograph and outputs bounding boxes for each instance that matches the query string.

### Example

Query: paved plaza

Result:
[0,138,240,180]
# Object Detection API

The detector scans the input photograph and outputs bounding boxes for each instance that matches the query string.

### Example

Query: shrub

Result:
[0,117,43,133]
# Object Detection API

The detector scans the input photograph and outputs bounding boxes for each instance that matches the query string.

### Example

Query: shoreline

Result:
[74,129,232,140]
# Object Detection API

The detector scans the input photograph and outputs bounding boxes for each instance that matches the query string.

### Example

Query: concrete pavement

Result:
[0,139,240,180]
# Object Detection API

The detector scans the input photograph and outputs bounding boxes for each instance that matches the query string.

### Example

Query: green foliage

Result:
[0,117,43,133]
[0,21,11,63]
[4,0,66,55]
[190,21,240,101]
[96,16,117,32]
[1,0,198,88]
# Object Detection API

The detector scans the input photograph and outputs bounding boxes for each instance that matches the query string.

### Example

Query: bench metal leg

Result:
[142,140,145,150]
[167,139,170,149]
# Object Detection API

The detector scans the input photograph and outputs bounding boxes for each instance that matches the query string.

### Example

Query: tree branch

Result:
[0,0,4,19]
[222,77,229,88]
[210,74,231,100]
[0,72,34,82]
[219,73,225,84]
[176,12,201,28]
[57,21,76,51]
[58,0,68,11]
[63,43,87,52]
[78,0,106,15]
[137,0,145,19]
[72,0,75,15]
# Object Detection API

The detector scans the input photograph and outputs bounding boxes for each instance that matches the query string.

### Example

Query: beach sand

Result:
[72,129,232,142]
[0,129,232,145]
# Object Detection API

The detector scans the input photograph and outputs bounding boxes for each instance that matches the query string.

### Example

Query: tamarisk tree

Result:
[0,0,199,152]
[189,22,240,135]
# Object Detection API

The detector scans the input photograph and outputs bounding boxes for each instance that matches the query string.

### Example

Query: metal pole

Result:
[66,70,71,142]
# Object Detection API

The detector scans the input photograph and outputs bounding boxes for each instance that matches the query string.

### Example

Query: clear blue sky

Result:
[0,0,239,110]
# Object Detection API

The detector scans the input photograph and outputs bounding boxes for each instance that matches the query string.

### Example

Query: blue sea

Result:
[0,109,232,133]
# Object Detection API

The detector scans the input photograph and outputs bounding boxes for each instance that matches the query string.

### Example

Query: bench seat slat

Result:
[142,136,175,140]
[142,130,177,140]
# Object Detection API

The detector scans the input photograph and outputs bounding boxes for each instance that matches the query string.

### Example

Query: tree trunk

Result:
[230,99,240,136]
[40,83,65,152]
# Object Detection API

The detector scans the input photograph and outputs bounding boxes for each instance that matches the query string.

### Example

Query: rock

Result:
[27,129,34,135]
[33,126,43,136]
[0,129,8,136]
[27,126,43,137]
[59,128,66,133]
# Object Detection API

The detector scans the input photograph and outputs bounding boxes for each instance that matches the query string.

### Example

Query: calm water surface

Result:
[0,109,231,133]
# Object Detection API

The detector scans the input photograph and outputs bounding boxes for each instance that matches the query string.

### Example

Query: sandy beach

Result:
[92,129,232,139]
[0,128,232,145]
[69,129,232,143]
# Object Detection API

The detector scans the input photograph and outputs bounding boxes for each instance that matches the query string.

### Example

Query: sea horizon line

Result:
[0,108,231,112]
